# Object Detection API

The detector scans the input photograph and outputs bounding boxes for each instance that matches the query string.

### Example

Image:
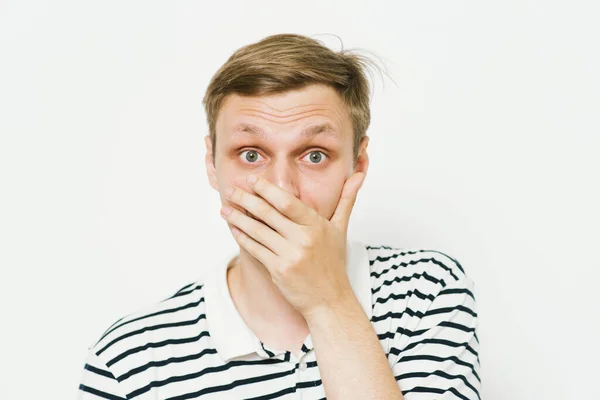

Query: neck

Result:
[227,248,308,334]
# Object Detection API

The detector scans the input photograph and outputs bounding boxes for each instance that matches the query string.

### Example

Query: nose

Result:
[261,158,300,198]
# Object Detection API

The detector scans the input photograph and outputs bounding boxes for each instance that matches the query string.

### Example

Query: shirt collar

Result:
[203,239,372,363]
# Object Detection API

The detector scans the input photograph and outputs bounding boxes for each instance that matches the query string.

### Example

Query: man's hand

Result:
[219,172,366,317]
[220,172,405,399]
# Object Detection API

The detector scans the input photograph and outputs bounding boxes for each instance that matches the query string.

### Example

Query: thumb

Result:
[330,172,366,233]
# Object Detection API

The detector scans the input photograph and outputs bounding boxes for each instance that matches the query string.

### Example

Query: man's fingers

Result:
[224,184,296,238]
[221,205,290,256]
[229,224,278,273]
[247,174,316,226]
[330,172,366,234]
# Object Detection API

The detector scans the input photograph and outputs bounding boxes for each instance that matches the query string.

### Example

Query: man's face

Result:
[205,84,369,227]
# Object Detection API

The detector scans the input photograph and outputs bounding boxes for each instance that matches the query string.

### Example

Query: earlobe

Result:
[204,135,219,191]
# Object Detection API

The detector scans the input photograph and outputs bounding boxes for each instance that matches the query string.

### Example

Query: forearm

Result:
[305,292,404,400]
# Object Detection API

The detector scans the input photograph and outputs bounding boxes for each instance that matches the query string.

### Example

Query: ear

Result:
[204,135,219,191]
[353,136,370,175]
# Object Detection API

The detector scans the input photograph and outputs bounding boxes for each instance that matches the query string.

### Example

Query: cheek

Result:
[214,158,248,191]
[218,176,249,201]
[300,177,345,219]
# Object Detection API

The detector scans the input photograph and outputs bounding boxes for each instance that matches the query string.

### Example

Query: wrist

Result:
[303,286,361,328]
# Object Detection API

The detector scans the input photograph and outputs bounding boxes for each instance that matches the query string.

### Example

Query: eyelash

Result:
[238,148,329,165]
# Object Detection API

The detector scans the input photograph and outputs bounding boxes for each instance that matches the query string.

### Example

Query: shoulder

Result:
[364,244,479,354]
[87,280,207,364]
[364,244,474,299]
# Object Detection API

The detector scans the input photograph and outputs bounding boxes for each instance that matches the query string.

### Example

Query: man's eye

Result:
[240,150,263,163]
[239,150,327,164]
[302,151,327,164]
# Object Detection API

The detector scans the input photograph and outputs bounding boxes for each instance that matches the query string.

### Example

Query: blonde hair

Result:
[202,33,383,166]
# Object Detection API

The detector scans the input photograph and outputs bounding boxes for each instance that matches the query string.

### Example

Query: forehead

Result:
[215,84,352,138]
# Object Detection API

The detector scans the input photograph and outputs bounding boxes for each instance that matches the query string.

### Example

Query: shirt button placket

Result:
[296,359,307,399]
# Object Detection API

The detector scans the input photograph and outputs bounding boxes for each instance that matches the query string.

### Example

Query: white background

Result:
[1,1,598,399]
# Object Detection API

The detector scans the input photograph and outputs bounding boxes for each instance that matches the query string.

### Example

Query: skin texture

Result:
[205,84,369,354]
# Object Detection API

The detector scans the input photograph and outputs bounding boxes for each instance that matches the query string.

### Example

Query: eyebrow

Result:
[231,123,339,139]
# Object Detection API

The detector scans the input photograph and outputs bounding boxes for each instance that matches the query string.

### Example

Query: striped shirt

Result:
[78,240,481,399]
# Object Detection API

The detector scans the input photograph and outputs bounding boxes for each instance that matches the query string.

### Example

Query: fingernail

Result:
[247,175,257,184]
[224,187,234,198]
[221,206,232,216]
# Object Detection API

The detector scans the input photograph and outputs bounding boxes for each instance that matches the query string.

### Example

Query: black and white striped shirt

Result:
[78,240,480,399]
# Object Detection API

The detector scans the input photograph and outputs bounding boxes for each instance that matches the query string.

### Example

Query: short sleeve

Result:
[391,277,481,399]
[77,348,128,400]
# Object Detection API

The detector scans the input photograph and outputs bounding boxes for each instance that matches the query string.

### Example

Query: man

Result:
[78,33,480,399]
